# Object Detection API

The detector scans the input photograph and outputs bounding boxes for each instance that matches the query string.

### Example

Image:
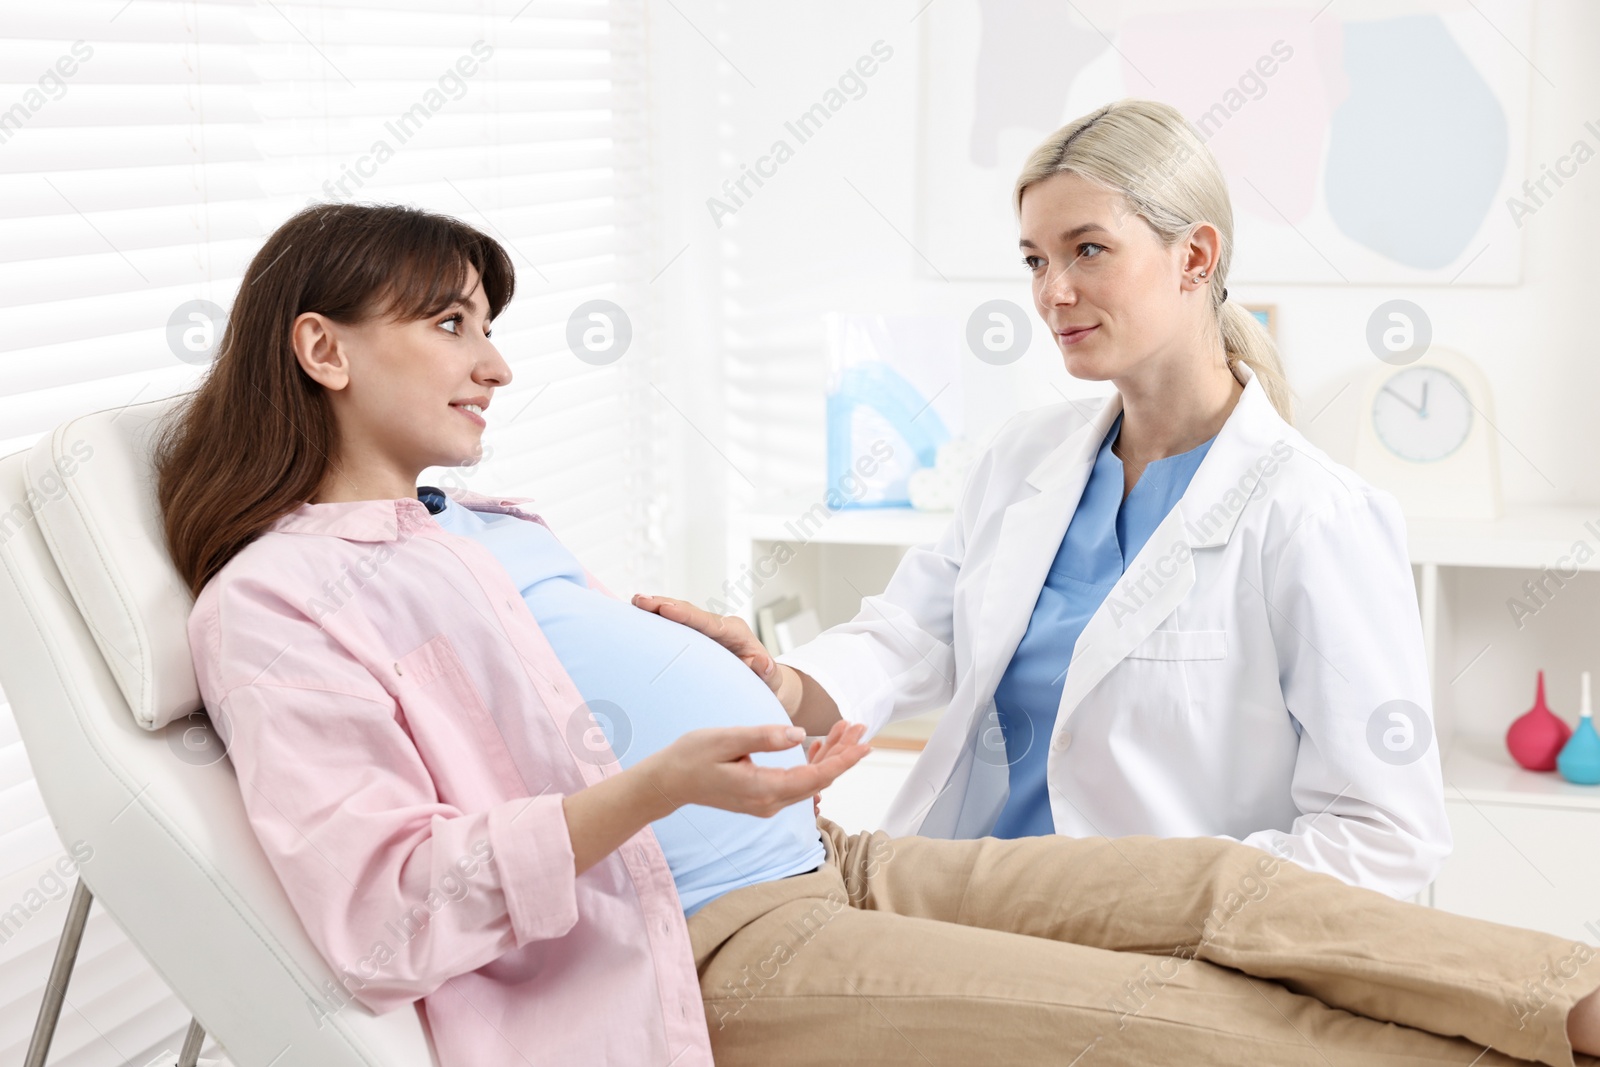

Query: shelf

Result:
[740,502,954,547]
[872,708,941,749]
[737,502,1600,568]
[854,732,1600,804]
[1408,506,1600,571]
[869,735,927,752]
[1441,733,1600,811]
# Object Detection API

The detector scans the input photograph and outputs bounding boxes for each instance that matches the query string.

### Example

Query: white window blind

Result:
[0,1,662,1063]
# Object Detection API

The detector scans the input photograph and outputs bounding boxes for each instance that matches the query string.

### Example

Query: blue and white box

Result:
[824,314,962,508]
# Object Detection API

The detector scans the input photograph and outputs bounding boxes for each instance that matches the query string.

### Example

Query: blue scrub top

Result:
[990,412,1215,839]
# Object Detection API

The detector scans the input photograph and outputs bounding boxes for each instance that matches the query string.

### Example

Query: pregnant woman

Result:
[158,202,1600,1067]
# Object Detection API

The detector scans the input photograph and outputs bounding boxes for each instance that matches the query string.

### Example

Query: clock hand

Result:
[1418,381,1429,418]
[1380,384,1425,415]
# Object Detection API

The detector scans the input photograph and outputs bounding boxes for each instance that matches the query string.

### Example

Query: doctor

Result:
[635,99,1450,899]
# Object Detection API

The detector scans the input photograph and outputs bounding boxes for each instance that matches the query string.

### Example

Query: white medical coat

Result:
[778,363,1451,898]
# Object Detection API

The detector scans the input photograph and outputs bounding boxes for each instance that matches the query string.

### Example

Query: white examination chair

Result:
[0,396,440,1067]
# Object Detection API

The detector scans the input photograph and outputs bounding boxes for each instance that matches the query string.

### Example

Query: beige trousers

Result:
[686,818,1600,1066]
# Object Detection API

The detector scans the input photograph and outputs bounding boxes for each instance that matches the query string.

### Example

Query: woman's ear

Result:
[291,311,349,391]
[1180,221,1223,289]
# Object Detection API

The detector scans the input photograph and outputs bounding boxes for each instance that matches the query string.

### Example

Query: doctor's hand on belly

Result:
[632,594,844,737]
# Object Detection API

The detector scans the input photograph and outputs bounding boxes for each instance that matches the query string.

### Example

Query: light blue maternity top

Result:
[419,488,825,915]
[990,413,1215,838]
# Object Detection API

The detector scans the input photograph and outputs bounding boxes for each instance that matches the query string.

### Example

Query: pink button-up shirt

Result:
[186,487,714,1067]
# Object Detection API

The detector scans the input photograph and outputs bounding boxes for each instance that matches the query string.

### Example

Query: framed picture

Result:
[1243,303,1277,340]
[916,0,1530,285]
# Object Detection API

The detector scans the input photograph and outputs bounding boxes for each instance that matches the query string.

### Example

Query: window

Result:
[0,2,661,1060]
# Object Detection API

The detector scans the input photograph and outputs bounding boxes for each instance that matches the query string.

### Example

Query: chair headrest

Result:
[24,394,200,730]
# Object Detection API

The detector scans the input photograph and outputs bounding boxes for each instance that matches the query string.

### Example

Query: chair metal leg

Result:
[25,878,210,1067]
[177,1016,207,1067]
[24,877,94,1067]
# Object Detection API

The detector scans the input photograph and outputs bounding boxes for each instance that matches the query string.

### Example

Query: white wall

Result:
[647,0,1600,609]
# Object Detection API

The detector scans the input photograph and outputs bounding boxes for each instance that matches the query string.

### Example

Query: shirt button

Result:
[660,918,670,935]
[1052,730,1073,752]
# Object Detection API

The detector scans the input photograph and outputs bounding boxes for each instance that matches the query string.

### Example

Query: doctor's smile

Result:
[13,9,1591,1057]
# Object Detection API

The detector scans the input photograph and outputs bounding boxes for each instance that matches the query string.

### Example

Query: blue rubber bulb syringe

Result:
[1557,671,1600,785]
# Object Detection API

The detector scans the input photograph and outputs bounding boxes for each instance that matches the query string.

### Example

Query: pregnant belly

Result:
[529,586,801,766]
[526,584,824,913]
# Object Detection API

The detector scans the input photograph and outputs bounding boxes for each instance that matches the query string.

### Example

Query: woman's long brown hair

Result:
[155,203,515,599]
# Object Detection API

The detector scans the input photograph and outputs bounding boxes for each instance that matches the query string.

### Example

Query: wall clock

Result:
[1352,347,1501,520]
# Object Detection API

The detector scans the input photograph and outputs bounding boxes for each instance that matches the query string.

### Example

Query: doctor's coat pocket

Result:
[1125,629,1228,661]
[1107,629,1231,731]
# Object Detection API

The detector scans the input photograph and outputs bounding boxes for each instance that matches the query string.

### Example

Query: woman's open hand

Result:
[643,722,869,819]
[633,594,802,715]
[807,718,868,817]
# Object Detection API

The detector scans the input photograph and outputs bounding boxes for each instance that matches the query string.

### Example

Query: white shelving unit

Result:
[732,500,1600,937]
[727,503,956,835]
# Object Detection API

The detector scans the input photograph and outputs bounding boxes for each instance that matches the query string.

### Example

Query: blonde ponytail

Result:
[1220,300,1293,422]
[1015,98,1294,423]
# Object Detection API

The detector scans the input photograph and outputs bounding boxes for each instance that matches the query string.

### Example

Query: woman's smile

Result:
[450,398,489,428]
